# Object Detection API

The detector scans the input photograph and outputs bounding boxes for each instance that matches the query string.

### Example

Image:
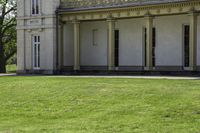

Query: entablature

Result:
[58,1,200,22]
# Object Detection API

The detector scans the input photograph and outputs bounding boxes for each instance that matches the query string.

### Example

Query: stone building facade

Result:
[17,0,200,74]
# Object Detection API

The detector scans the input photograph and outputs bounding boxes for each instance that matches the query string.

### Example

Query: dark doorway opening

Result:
[144,28,156,67]
[184,25,190,68]
[115,30,119,67]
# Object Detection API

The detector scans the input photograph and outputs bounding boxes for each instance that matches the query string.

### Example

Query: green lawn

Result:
[0,77,200,133]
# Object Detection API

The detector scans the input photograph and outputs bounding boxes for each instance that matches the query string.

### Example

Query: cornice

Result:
[59,1,200,21]
[17,14,56,20]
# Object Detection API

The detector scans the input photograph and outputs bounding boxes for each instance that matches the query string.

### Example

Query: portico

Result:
[56,0,200,72]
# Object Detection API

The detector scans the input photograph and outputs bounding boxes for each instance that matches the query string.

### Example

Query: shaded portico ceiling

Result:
[59,0,191,11]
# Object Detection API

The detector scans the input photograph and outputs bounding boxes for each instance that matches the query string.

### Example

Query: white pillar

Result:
[189,12,197,71]
[107,18,115,71]
[145,16,153,71]
[58,21,64,70]
[73,20,80,71]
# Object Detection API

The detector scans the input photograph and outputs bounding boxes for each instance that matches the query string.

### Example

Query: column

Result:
[145,16,153,71]
[189,12,198,71]
[73,20,80,71]
[107,18,115,71]
[58,20,64,70]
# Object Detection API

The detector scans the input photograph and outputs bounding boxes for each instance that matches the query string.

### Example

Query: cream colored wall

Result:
[43,28,57,70]
[116,18,145,66]
[17,30,25,71]
[17,0,60,73]
[154,15,189,66]
[63,23,74,66]
[80,21,108,66]
[20,0,59,16]
[197,16,200,66]
[17,0,200,72]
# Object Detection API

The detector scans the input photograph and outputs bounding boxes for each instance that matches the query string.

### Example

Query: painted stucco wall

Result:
[154,15,189,67]
[116,18,145,66]
[63,15,200,68]
[63,23,74,66]
[19,0,59,16]
[17,0,200,72]
[197,16,200,66]
[17,0,60,73]
[80,21,108,66]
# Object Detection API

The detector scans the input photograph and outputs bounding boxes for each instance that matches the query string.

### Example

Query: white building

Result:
[17,0,200,74]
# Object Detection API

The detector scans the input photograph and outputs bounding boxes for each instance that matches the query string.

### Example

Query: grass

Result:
[6,64,16,73]
[0,76,200,133]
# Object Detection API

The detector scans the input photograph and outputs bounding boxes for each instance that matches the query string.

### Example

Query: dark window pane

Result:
[184,25,190,67]
[38,36,40,43]
[34,36,37,43]
[152,28,156,67]
[115,30,119,67]
[38,44,40,67]
[34,45,37,67]
[144,28,147,66]
[36,0,39,14]
[32,0,35,14]
[144,28,156,67]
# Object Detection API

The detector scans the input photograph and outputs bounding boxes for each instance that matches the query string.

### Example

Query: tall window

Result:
[152,28,156,67]
[32,0,39,15]
[144,27,156,67]
[183,25,190,67]
[115,30,119,67]
[33,35,40,69]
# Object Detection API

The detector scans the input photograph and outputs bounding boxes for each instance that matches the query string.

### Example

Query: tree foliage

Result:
[0,0,16,73]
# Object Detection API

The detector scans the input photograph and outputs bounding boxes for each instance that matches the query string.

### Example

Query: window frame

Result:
[182,24,190,69]
[143,27,156,67]
[32,35,41,70]
[31,0,40,15]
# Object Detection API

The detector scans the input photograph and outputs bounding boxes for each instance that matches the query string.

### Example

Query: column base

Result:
[188,66,197,71]
[108,66,115,71]
[144,66,153,71]
[74,66,80,71]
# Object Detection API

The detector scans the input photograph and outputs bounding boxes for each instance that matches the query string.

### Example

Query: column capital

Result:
[106,14,116,22]
[144,15,154,20]
[188,11,198,16]
[107,18,116,22]
[188,7,198,15]
[144,11,153,18]
[72,19,80,24]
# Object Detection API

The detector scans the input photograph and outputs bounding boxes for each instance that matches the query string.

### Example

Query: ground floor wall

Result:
[17,14,200,74]
[61,14,200,71]
[17,28,57,74]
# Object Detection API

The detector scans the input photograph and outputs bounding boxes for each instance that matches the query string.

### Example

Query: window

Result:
[92,29,98,46]
[33,35,40,69]
[144,27,156,67]
[152,28,156,67]
[183,25,190,67]
[115,30,119,67]
[32,0,39,15]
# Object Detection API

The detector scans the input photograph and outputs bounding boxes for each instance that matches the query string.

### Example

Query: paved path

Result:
[49,75,200,80]
[0,73,16,76]
[0,74,199,80]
